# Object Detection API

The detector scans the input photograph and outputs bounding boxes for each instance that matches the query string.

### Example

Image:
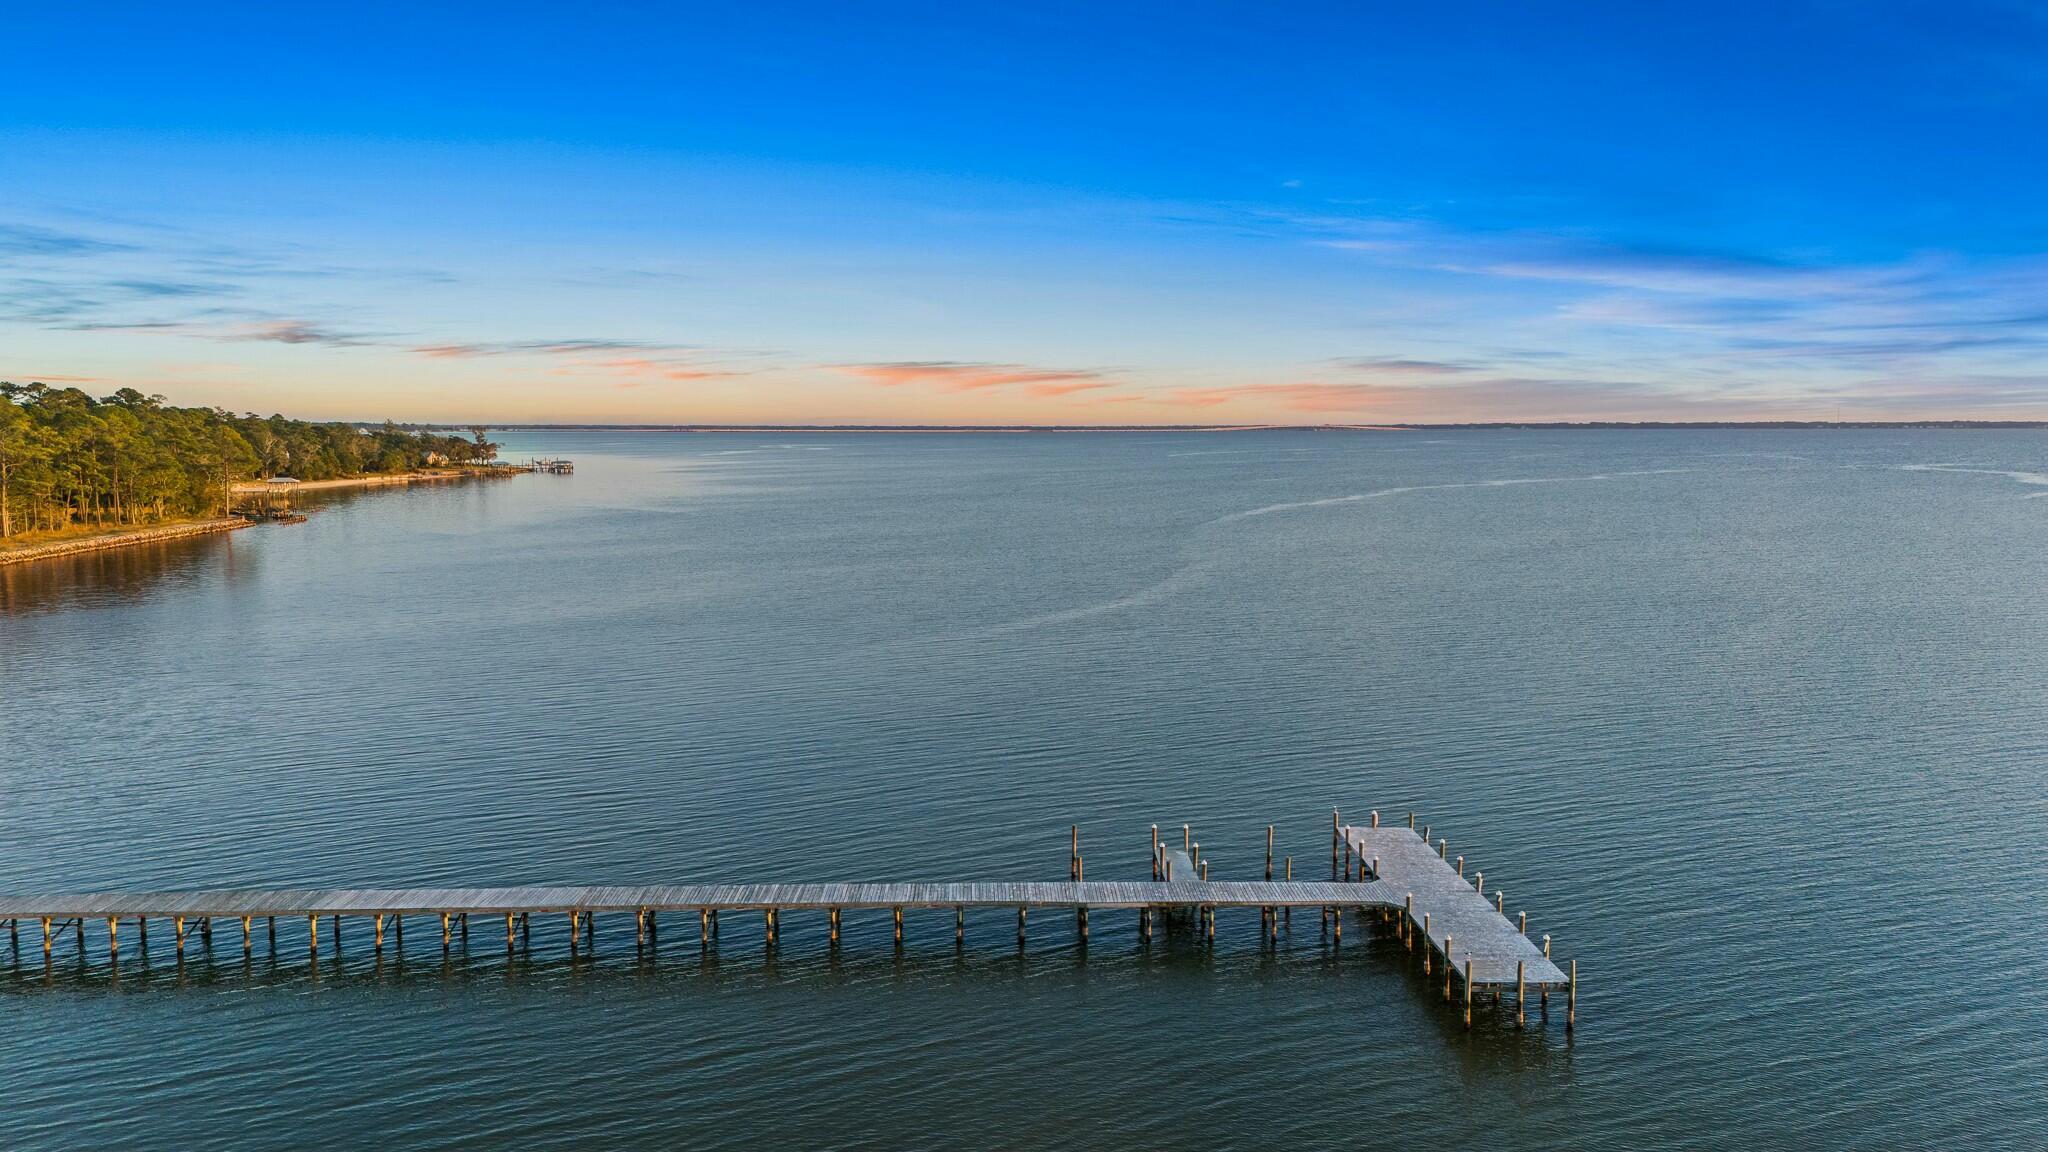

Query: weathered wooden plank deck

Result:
[1344,823,1566,987]
[0,879,1394,920]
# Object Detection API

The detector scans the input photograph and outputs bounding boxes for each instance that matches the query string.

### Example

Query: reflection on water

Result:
[0,531,257,616]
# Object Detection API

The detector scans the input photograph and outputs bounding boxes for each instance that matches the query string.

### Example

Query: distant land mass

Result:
[419,421,2048,432]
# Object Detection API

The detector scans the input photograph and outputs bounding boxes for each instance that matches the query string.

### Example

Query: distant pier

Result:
[1,808,1574,1032]
[526,457,574,474]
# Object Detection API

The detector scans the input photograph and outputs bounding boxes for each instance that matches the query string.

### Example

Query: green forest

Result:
[0,382,498,540]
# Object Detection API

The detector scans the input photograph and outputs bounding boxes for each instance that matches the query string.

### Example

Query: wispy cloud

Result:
[837,360,1110,392]
[0,223,135,258]
[225,319,375,347]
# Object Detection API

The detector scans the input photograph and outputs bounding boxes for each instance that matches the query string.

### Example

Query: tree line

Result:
[0,382,498,539]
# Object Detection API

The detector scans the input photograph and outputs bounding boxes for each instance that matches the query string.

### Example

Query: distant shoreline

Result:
[229,467,517,494]
[436,421,2048,432]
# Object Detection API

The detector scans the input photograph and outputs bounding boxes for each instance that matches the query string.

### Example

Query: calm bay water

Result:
[3,429,2045,1149]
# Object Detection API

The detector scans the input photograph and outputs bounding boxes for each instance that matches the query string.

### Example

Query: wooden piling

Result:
[1456,855,1464,878]
[1495,892,1504,915]
[442,913,451,948]
[1330,809,1339,878]
[171,916,183,954]
[1519,910,1527,935]
[309,915,318,951]
[241,916,251,953]
[1443,933,1453,999]
[955,905,964,944]
[1517,960,1526,1027]
[1475,871,1483,896]
[1464,958,1473,1029]
[1265,825,1273,881]
[1017,906,1027,945]
[1422,913,1431,971]
[1407,812,1415,829]
[1183,823,1190,853]
[1567,959,1576,1032]
[42,916,52,956]
[505,913,514,949]
[829,908,840,944]
[108,917,118,957]
[1404,893,1414,948]
[375,914,386,950]
[894,907,904,944]
[1151,825,1160,879]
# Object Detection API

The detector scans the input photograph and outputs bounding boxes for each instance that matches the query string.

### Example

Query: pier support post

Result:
[1017,906,1027,947]
[1442,934,1453,997]
[442,913,452,949]
[1404,894,1414,948]
[1408,812,1415,830]
[1332,906,1340,943]
[829,908,840,944]
[956,905,964,945]
[1369,856,1378,883]
[459,914,467,943]
[1371,809,1379,828]
[395,915,403,950]
[241,916,251,954]
[505,913,514,949]
[1519,910,1527,935]
[1518,961,1526,1027]
[42,917,52,956]
[269,917,276,949]
[1265,825,1274,881]
[1496,892,1504,915]
[1422,914,1431,971]
[636,909,647,948]
[700,909,710,944]
[375,914,386,950]
[308,916,318,952]
[1464,959,1473,1029]
[894,907,904,944]
[1151,825,1160,879]
[1542,935,1552,1007]
[1330,809,1339,879]
[1567,960,1577,1032]
[1475,871,1483,897]
[139,917,148,949]
[1456,855,1465,879]
[108,918,118,958]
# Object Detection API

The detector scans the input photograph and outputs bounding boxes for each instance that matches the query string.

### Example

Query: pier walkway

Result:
[3,808,1575,1030]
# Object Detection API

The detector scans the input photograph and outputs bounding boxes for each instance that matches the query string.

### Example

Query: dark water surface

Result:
[4,430,2045,1149]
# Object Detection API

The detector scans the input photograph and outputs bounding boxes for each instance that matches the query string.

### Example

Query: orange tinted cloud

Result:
[837,361,1107,392]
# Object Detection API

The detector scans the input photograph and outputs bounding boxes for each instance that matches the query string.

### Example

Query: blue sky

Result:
[6,1,2048,422]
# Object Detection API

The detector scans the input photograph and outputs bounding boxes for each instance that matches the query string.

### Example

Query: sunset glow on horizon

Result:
[9,4,2048,424]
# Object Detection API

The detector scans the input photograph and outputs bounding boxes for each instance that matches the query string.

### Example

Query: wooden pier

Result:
[1,809,1574,1031]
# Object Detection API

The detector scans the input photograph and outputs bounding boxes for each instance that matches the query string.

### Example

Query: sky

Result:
[6,1,2048,424]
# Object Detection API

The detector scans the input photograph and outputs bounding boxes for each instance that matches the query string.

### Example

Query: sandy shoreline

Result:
[231,468,515,494]
[0,518,252,567]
